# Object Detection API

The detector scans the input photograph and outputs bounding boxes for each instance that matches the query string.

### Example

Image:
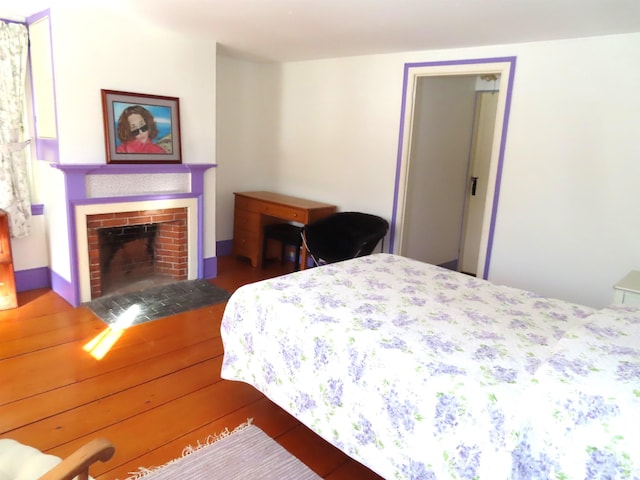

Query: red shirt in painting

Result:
[116,140,166,154]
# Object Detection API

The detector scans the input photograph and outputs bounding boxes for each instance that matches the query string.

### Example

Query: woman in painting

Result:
[115,105,166,154]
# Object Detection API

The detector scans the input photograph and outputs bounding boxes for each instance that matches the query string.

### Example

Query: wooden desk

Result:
[233,191,336,269]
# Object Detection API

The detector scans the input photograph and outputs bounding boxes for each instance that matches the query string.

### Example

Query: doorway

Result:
[390,58,516,279]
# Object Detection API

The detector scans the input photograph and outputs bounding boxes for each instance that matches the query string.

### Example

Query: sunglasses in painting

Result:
[130,124,149,136]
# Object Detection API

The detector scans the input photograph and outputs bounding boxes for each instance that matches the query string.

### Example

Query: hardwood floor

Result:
[0,256,383,480]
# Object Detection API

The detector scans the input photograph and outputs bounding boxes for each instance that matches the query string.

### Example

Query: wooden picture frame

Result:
[101,89,182,164]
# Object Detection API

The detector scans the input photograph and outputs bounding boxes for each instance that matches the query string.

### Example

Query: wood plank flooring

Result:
[0,256,383,480]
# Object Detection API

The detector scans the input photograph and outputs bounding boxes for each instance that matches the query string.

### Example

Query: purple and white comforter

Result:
[220,254,640,479]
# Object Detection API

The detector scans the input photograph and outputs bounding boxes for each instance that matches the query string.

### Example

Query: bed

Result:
[220,253,640,479]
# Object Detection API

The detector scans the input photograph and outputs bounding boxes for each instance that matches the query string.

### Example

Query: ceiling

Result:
[5,0,640,62]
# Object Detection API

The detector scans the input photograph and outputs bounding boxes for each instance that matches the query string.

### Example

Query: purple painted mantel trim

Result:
[52,163,213,175]
[50,163,216,306]
[390,56,517,280]
[51,163,214,200]
[203,256,218,279]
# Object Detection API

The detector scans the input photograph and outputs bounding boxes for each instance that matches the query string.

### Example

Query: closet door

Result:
[401,76,476,267]
[459,91,499,275]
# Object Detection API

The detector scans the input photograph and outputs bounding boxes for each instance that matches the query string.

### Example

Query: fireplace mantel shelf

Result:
[51,163,215,175]
[52,163,215,202]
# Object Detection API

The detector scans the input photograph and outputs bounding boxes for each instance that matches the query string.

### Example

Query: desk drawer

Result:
[259,203,305,222]
[234,209,260,230]
[234,195,263,213]
[235,195,306,222]
[233,228,259,257]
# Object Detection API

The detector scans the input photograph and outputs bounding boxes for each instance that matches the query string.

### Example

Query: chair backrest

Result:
[302,212,389,265]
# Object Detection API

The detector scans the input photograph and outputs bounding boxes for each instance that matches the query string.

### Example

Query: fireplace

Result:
[52,163,213,307]
[75,197,199,304]
[87,207,188,298]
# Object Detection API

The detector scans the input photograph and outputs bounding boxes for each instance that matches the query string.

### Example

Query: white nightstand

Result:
[613,271,640,306]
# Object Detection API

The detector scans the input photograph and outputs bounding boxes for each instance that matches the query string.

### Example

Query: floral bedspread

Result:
[515,304,640,479]
[220,254,640,479]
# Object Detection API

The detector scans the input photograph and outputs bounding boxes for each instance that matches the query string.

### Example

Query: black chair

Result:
[262,223,303,271]
[301,212,389,266]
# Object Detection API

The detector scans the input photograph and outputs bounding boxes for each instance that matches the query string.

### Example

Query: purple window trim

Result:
[26,9,61,163]
[0,17,27,25]
[0,13,60,163]
[34,138,60,163]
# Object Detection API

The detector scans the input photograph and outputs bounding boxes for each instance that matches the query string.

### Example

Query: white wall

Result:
[50,6,216,166]
[10,215,48,270]
[217,32,640,308]
[487,34,640,308]
[275,55,402,215]
[215,54,280,241]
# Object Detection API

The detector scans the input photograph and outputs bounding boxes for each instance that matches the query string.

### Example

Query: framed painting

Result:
[101,89,182,164]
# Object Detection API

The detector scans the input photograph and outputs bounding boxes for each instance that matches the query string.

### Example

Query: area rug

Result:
[84,279,231,327]
[123,422,321,480]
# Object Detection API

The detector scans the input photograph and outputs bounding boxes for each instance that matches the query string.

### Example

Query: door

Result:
[459,91,499,275]
[401,75,476,267]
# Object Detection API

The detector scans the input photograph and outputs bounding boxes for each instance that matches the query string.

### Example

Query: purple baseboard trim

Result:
[15,267,50,292]
[50,269,78,307]
[216,240,233,257]
[203,256,218,279]
[216,239,313,267]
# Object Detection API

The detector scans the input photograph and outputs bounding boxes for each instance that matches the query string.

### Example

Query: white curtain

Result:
[0,21,31,238]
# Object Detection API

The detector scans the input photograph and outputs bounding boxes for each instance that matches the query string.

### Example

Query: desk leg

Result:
[300,248,309,270]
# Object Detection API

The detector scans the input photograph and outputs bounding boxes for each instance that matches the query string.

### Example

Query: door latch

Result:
[471,176,478,196]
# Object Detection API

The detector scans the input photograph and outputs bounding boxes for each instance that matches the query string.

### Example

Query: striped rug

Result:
[123,423,321,480]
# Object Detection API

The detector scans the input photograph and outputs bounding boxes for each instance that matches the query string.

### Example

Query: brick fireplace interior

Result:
[87,207,188,298]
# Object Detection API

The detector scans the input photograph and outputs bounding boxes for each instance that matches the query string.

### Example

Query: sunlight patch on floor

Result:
[83,304,140,360]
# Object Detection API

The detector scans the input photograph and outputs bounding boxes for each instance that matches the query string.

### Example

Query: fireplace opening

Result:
[98,224,160,296]
[87,208,188,299]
